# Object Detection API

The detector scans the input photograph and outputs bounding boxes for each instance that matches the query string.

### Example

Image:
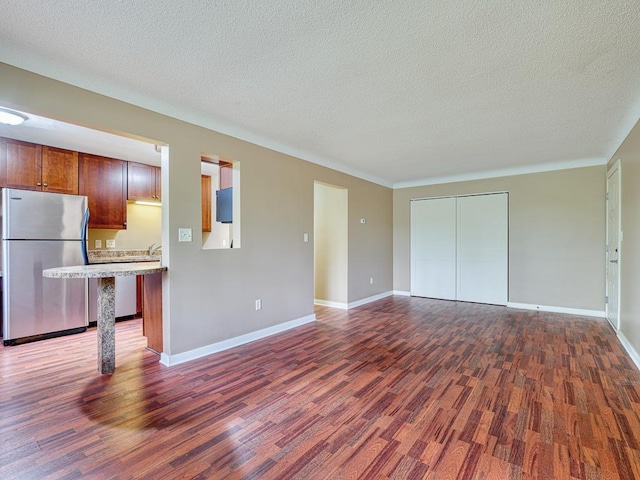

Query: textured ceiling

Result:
[1,1,639,187]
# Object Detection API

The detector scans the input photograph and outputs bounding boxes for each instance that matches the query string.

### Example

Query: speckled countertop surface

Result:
[43,249,165,278]
[43,261,166,278]
[88,249,161,264]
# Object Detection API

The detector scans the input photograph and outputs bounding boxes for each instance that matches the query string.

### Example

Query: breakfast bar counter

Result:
[43,262,167,374]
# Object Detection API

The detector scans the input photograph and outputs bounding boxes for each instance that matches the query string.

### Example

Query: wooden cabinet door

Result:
[79,153,128,229]
[41,146,79,194]
[127,162,156,201]
[201,175,212,232]
[0,137,42,190]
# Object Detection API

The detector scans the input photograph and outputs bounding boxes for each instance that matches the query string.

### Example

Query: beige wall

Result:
[607,119,640,355]
[394,166,606,311]
[0,63,393,356]
[89,203,162,251]
[314,182,348,304]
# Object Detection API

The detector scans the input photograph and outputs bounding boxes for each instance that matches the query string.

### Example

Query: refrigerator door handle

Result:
[81,208,90,265]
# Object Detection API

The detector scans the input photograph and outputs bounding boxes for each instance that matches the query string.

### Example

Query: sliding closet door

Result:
[456,193,508,305]
[411,197,457,300]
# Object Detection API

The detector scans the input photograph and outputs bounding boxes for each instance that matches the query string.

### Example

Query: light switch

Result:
[178,228,193,242]
[303,233,309,243]
[106,239,115,248]
[95,239,102,249]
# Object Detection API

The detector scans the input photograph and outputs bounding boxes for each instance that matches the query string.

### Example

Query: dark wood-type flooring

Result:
[2,297,640,479]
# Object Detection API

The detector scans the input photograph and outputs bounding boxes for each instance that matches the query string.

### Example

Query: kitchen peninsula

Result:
[43,262,166,374]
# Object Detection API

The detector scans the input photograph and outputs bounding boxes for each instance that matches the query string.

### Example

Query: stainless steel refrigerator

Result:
[1,188,89,345]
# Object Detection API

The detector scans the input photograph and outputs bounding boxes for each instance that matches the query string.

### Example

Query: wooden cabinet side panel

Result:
[142,273,163,353]
[154,166,161,201]
[219,161,233,189]
[0,138,6,187]
[79,154,128,229]
[136,275,143,316]
[42,146,79,194]
[201,175,212,232]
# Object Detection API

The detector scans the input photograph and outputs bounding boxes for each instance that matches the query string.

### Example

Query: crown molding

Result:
[393,157,608,189]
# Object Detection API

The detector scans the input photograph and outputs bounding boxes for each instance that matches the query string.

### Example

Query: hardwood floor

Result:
[1,296,640,479]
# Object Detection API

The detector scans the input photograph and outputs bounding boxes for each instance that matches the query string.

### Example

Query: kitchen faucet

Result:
[148,243,162,256]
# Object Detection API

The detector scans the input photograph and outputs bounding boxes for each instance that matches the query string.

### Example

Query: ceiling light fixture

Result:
[0,107,28,126]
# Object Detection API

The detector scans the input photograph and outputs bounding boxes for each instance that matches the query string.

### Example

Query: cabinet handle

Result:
[43,183,48,187]
[36,182,42,186]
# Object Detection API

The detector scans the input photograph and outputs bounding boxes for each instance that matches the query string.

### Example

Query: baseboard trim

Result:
[393,290,411,296]
[617,330,640,372]
[507,302,605,318]
[348,291,394,309]
[160,313,316,367]
[315,291,395,310]
[314,299,348,309]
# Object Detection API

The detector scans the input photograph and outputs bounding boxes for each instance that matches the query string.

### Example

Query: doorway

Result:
[314,182,348,308]
[606,160,621,330]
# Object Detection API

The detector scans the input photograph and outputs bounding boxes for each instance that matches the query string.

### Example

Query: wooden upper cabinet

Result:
[128,162,161,202]
[0,137,41,190]
[41,146,79,194]
[0,138,79,194]
[202,175,212,232]
[79,153,128,229]
[219,161,233,189]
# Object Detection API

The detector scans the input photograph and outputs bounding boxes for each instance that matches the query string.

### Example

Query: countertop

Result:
[88,249,161,264]
[43,262,166,279]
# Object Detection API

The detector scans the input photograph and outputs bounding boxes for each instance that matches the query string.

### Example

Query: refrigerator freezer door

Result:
[2,240,87,340]
[2,188,88,240]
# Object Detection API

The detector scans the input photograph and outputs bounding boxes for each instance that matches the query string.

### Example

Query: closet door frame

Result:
[410,192,509,305]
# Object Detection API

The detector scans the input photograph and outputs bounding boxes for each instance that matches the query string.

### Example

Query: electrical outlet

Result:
[255,299,262,311]
[106,239,115,248]
[94,239,102,249]
[178,228,193,242]
[370,277,374,285]
[303,233,309,243]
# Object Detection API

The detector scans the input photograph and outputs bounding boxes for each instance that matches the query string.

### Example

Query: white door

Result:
[456,193,509,305]
[411,197,457,300]
[606,162,621,330]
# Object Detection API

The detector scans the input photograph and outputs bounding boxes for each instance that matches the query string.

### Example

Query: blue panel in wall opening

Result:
[216,187,232,223]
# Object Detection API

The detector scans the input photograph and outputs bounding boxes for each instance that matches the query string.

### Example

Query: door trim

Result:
[606,159,621,330]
